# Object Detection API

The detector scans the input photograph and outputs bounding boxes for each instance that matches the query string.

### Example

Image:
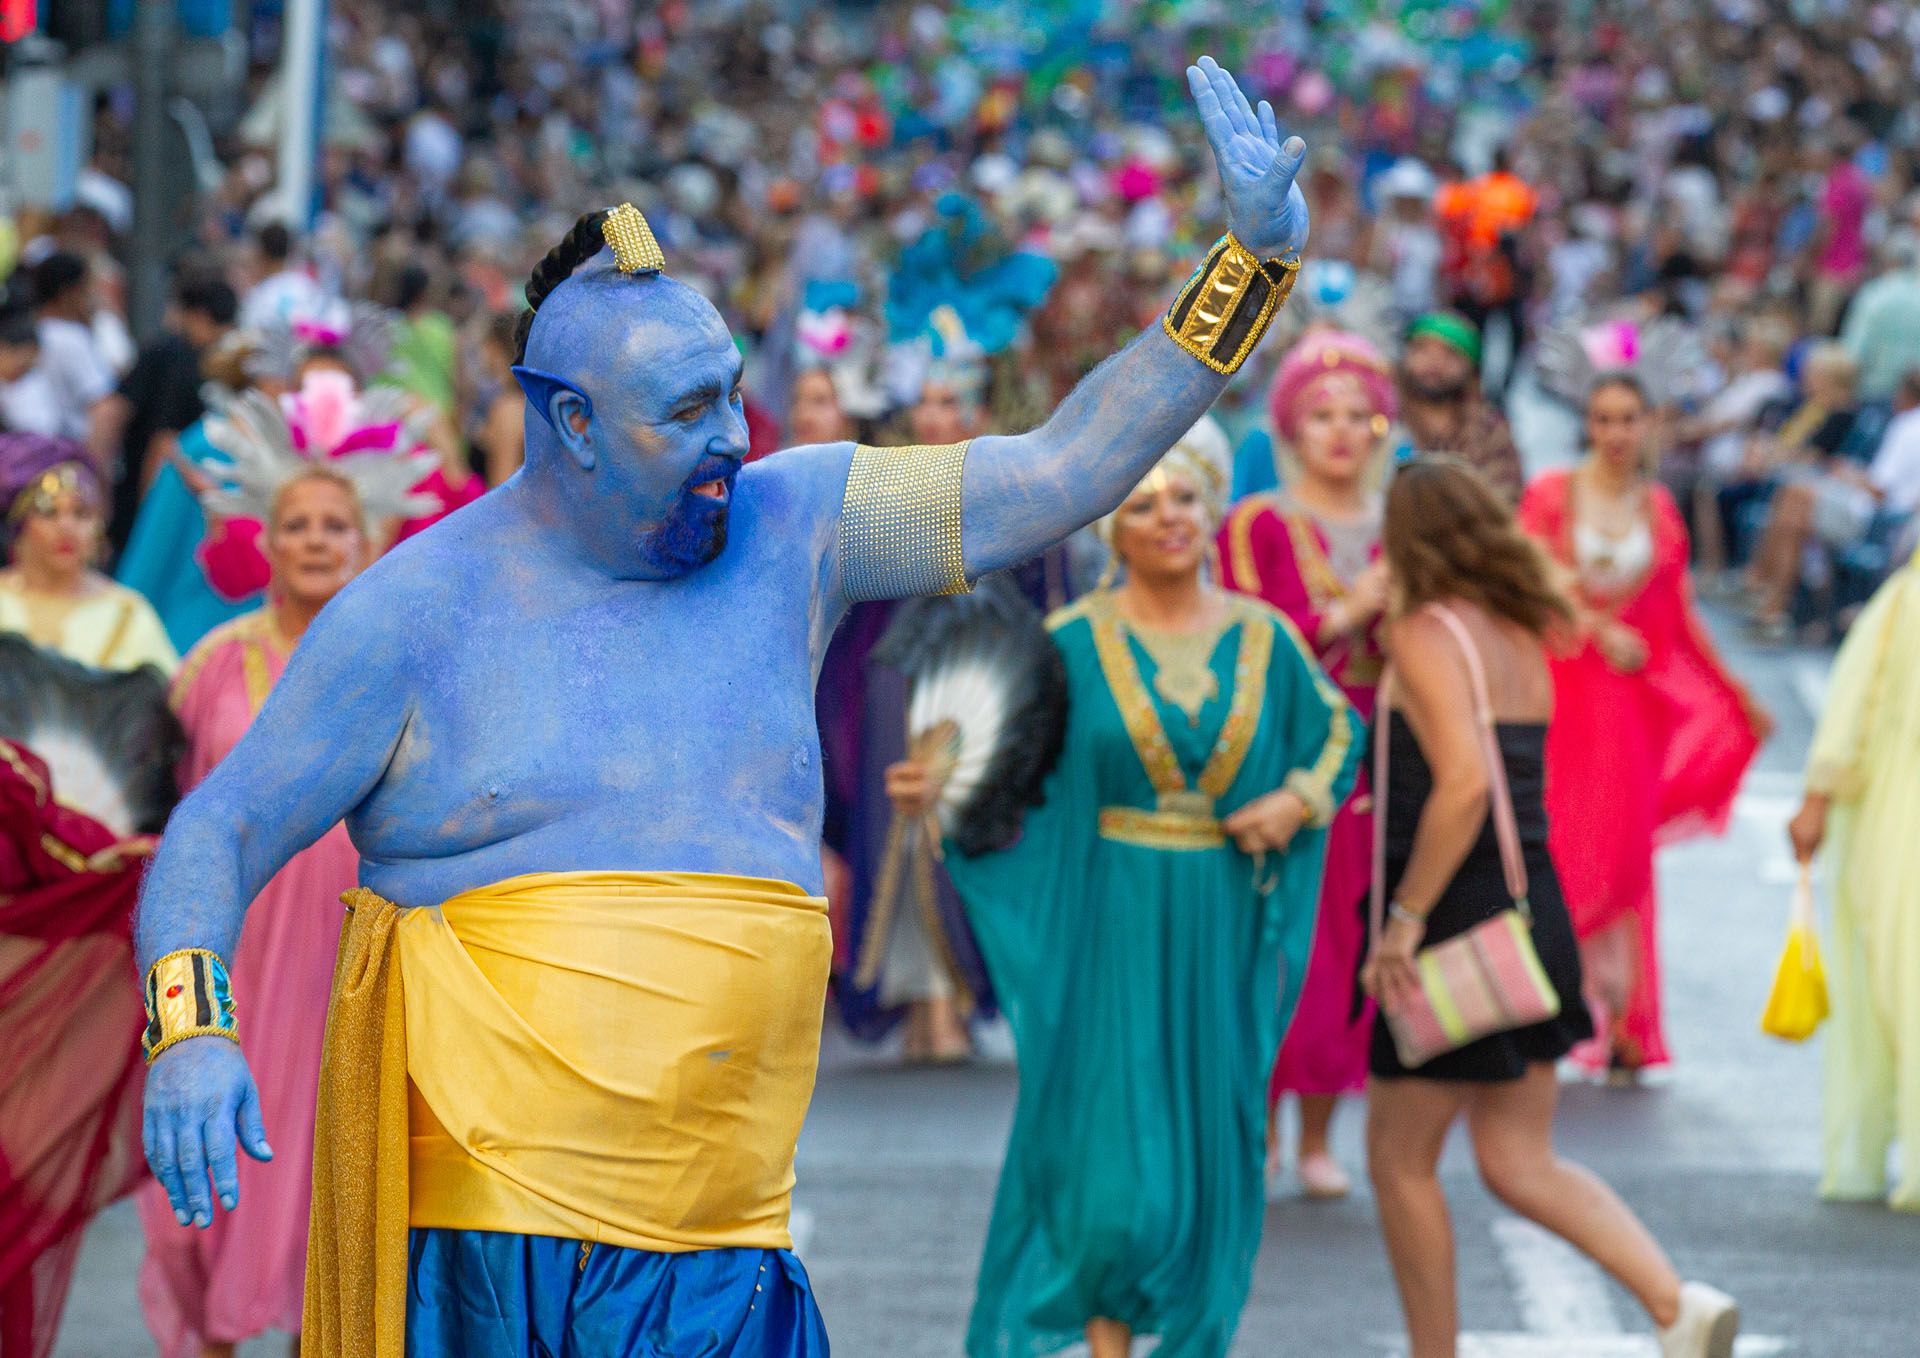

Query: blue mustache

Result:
[683,454,742,495]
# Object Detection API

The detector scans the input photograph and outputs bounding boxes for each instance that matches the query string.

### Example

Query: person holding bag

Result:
[1787,546,1920,1210]
[1359,457,1740,1358]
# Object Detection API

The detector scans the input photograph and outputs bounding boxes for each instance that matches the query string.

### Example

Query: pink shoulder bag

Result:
[1371,603,1562,1069]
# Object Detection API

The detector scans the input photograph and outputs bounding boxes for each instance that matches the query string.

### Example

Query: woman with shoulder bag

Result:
[1360,458,1739,1358]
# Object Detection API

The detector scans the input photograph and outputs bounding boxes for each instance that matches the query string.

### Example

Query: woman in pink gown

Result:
[1218,331,1396,1197]
[136,468,372,1358]
[1518,374,1771,1076]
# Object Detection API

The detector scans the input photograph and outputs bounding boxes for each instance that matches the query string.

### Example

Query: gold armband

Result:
[142,948,239,1063]
[838,440,973,602]
[1162,233,1300,374]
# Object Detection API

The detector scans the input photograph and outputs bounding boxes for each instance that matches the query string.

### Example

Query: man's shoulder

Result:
[738,442,857,518]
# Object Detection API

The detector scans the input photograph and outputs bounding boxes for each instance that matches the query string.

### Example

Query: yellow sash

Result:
[304,871,830,1357]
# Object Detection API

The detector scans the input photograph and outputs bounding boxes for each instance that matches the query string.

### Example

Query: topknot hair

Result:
[513,209,612,364]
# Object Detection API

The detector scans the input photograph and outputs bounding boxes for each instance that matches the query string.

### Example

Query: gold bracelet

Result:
[142,948,239,1063]
[1162,233,1301,374]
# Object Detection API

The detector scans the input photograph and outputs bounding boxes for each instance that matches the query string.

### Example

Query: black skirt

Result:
[1364,716,1593,1082]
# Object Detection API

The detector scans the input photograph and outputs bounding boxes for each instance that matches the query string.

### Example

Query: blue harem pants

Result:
[405,1229,830,1357]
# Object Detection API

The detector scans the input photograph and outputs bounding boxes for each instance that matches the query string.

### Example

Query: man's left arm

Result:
[960,59,1308,575]
[828,59,1306,605]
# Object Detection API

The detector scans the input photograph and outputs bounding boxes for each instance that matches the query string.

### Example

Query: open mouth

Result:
[683,455,740,505]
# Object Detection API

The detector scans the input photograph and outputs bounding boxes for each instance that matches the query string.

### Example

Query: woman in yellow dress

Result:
[1789,546,1920,1211]
[0,434,177,674]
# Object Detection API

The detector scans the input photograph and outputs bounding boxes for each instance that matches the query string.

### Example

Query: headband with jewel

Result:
[7,463,96,525]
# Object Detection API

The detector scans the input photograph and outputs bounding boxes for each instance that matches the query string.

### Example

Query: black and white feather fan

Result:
[0,635,185,835]
[872,573,1068,857]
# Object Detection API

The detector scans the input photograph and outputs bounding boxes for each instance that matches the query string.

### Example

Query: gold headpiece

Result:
[603,203,665,276]
[8,463,92,526]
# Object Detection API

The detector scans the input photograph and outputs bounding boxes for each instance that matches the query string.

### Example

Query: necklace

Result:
[1126,616,1230,726]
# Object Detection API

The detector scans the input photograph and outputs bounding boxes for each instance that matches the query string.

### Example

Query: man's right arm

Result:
[138,578,412,1228]
[135,581,411,970]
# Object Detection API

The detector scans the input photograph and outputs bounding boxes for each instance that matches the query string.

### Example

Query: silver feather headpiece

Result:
[197,387,440,525]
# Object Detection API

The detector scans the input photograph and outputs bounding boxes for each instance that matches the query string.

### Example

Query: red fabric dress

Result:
[0,740,154,1358]
[1218,494,1380,1101]
[1517,470,1760,1069]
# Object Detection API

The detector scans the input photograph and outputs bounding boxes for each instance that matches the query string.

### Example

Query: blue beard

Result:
[637,486,734,576]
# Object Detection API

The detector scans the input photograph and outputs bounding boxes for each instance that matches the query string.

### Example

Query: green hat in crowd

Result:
[1407,312,1482,366]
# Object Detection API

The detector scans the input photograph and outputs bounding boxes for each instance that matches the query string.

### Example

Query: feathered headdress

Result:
[198,375,439,524]
[1534,314,1712,410]
[245,301,400,385]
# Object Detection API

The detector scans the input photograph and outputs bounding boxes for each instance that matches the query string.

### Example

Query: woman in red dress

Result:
[1218,330,1396,1196]
[1517,374,1772,1076]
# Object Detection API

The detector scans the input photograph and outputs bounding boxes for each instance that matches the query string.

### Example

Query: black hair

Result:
[1899,369,1920,406]
[512,208,611,364]
[395,262,433,313]
[258,221,294,263]
[0,308,38,349]
[30,253,89,310]
[176,277,239,327]
[1585,368,1649,412]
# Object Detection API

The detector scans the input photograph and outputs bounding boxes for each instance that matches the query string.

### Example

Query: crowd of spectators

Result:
[2,0,1918,639]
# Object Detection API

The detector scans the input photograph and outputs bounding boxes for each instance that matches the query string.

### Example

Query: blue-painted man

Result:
[137,59,1310,1356]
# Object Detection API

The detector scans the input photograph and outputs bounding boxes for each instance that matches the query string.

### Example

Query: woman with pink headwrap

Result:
[1218,329,1397,1198]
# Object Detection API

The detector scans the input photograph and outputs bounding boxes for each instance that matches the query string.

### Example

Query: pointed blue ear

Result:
[512,366,594,435]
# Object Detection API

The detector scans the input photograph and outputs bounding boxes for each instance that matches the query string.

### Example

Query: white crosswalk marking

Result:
[1492,1219,1619,1333]
[1372,1217,1792,1355]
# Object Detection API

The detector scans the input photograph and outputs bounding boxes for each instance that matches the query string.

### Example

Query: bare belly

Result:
[348,804,827,909]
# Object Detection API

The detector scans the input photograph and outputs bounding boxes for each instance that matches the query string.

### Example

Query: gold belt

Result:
[1096,806,1226,850]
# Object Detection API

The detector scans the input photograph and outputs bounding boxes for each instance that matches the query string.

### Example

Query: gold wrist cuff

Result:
[143,948,239,1063]
[1162,233,1300,374]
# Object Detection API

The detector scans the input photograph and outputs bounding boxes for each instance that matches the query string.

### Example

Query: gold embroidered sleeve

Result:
[1271,610,1352,828]
[838,441,973,602]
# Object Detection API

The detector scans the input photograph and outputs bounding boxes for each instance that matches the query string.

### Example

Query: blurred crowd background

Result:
[5,0,1920,636]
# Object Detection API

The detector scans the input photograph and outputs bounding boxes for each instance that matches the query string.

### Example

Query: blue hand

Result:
[142,1037,272,1228]
[1186,55,1310,260]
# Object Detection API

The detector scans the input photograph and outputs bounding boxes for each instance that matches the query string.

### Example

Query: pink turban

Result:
[1267,330,1397,443]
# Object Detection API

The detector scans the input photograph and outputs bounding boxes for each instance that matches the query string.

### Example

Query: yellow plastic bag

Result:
[1760,866,1829,1042]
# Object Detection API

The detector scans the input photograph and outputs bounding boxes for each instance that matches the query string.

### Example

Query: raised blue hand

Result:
[1186,55,1310,261]
[143,1036,272,1227]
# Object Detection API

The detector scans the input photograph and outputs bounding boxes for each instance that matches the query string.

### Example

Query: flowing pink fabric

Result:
[1517,471,1760,1069]
[0,741,153,1358]
[1218,496,1379,1100]
[135,616,357,1358]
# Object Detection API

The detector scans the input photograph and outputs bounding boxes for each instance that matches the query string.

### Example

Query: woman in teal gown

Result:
[890,428,1359,1358]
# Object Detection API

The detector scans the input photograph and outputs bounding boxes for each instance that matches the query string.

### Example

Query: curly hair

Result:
[1384,456,1572,636]
[512,209,612,364]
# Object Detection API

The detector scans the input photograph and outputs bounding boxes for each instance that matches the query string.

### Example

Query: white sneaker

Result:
[1659,1281,1739,1358]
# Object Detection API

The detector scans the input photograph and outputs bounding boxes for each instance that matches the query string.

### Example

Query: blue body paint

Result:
[135,54,1311,1239]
